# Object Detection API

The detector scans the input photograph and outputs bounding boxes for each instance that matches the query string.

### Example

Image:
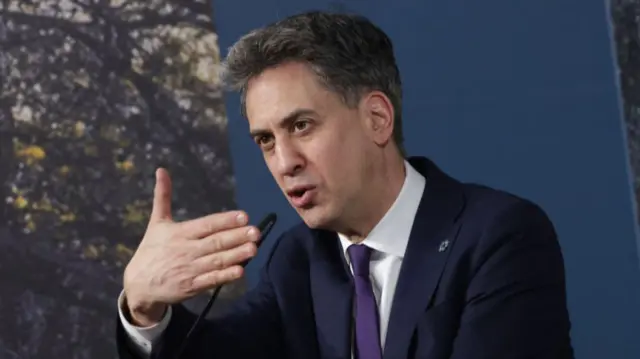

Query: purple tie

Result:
[348,244,382,359]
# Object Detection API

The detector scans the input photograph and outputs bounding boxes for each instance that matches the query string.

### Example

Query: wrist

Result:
[123,292,167,327]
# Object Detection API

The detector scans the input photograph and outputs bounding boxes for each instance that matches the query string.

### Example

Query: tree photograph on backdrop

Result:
[612,0,640,229]
[0,0,239,357]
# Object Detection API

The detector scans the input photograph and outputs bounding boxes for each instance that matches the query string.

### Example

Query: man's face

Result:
[245,62,383,230]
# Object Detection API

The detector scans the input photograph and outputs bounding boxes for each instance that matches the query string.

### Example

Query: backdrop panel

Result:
[214,1,640,358]
[613,0,640,256]
[0,1,239,358]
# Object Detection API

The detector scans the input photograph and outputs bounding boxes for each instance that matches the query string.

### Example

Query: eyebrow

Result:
[249,108,318,139]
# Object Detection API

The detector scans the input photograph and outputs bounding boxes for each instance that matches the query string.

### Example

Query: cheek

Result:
[307,117,368,184]
[311,137,365,187]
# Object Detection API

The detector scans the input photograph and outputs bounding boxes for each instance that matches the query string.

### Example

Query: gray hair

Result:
[222,11,405,154]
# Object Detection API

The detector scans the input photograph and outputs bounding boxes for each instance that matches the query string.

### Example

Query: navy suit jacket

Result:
[117,157,574,359]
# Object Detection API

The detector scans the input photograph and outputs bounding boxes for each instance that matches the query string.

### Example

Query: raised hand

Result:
[122,168,260,326]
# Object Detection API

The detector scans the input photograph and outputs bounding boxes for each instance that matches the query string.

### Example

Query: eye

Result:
[255,135,274,149]
[292,120,310,132]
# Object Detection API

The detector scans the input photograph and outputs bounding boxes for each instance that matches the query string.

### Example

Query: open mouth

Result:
[288,188,309,198]
[287,186,313,199]
[286,186,316,208]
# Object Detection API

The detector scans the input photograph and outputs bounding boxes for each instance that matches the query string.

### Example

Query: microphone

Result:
[174,212,278,359]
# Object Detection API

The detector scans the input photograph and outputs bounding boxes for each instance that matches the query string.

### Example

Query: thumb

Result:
[150,168,172,222]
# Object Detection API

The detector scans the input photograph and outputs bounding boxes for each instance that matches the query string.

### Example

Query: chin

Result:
[296,205,336,230]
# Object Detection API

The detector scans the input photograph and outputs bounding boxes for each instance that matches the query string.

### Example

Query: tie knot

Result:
[347,244,372,276]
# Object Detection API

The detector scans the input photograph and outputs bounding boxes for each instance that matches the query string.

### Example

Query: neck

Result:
[342,152,407,243]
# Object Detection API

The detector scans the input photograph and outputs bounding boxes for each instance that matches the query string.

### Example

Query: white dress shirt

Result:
[118,160,426,357]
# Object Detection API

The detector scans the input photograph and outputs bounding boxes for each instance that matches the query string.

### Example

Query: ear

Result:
[360,91,395,147]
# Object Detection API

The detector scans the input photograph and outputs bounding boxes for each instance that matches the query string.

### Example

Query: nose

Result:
[273,138,305,177]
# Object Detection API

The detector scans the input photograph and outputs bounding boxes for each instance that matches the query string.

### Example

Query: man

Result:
[116,11,574,359]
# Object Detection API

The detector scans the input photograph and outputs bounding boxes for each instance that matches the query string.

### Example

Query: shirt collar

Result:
[338,160,426,259]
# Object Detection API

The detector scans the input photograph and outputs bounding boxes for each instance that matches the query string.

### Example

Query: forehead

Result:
[244,63,339,127]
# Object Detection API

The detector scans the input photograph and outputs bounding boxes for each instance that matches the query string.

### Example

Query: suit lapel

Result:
[310,229,354,359]
[383,158,465,359]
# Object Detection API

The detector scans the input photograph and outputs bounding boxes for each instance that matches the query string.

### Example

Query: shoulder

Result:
[454,183,561,269]
[459,183,555,236]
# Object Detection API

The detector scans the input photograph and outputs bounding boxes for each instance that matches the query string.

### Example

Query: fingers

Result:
[179,229,258,295]
[195,225,260,256]
[192,241,258,274]
[150,168,173,223]
[191,265,245,292]
[178,210,249,239]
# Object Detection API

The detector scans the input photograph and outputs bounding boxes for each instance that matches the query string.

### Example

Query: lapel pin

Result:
[438,239,450,253]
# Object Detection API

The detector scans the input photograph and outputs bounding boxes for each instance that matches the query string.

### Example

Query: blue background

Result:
[214,1,640,358]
